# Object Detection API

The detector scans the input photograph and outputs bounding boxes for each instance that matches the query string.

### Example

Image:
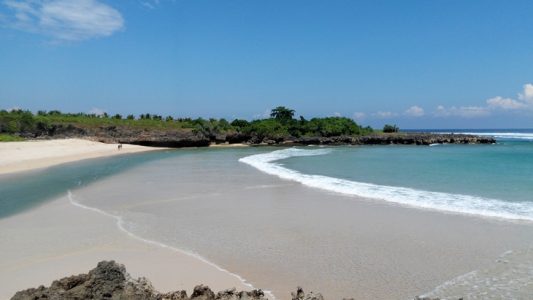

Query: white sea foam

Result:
[437,131,533,141]
[239,148,533,222]
[421,248,533,299]
[67,191,276,299]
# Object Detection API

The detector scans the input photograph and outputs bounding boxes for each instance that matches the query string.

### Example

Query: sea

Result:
[1,129,533,299]
[245,129,533,221]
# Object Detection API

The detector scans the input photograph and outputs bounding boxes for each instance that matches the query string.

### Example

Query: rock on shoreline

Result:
[11,261,451,300]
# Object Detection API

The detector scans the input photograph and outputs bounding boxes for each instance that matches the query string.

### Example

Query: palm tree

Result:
[270,106,295,123]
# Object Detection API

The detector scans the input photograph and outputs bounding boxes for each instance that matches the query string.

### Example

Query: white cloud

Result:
[485,83,533,111]
[486,96,526,110]
[353,112,365,121]
[404,105,424,117]
[252,109,271,119]
[333,112,342,117]
[88,107,106,116]
[518,83,533,103]
[434,105,490,118]
[434,83,533,118]
[2,0,124,41]
[140,0,160,9]
[373,111,397,118]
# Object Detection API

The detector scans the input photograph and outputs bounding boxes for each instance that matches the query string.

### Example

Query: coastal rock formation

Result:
[12,261,456,300]
[285,133,494,146]
[11,261,159,300]
[11,261,268,300]
[291,287,324,300]
[27,122,495,147]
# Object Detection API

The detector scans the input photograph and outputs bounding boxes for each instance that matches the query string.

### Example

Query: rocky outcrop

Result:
[87,127,212,148]
[12,261,455,300]
[291,287,324,300]
[282,133,494,146]
[11,261,269,300]
[21,122,496,147]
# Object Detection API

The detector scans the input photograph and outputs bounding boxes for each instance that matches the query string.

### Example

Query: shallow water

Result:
[0,150,177,218]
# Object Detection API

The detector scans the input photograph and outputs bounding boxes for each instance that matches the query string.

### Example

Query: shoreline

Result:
[209,142,250,148]
[0,191,257,300]
[0,138,166,175]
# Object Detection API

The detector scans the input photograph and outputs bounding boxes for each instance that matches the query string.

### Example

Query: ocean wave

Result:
[239,148,533,222]
[437,132,533,141]
[67,191,276,299]
[421,248,533,298]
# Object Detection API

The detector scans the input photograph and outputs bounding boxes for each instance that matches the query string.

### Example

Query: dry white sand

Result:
[0,194,252,300]
[0,139,162,175]
[209,143,249,148]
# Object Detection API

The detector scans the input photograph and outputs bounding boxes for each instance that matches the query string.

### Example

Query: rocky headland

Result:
[20,123,495,147]
[11,261,453,300]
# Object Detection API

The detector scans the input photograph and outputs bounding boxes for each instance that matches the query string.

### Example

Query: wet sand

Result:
[0,193,252,300]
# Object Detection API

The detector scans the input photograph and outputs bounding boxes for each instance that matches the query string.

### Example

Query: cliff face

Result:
[24,124,495,147]
[11,261,447,300]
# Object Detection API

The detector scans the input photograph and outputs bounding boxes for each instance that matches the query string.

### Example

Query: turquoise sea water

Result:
[239,130,533,221]
[284,142,533,202]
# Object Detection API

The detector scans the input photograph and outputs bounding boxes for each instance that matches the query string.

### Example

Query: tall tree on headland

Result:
[270,106,295,124]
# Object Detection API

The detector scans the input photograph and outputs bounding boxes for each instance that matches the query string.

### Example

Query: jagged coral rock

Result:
[12,261,454,300]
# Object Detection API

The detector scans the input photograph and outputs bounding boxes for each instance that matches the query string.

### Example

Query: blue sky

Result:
[1,0,532,128]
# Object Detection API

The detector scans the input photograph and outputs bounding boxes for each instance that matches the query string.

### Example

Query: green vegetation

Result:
[270,106,295,124]
[0,134,25,142]
[383,124,399,133]
[228,106,373,139]
[0,107,374,141]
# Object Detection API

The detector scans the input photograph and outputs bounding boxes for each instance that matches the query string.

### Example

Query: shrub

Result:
[383,124,399,133]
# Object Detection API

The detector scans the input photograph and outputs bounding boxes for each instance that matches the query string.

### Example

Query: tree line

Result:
[0,106,401,140]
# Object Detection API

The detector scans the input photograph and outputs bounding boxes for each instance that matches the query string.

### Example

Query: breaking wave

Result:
[239,148,533,222]
[437,131,533,141]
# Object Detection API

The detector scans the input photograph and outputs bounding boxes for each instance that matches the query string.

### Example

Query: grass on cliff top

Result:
[1,108,375,139]
[0,134,25,142]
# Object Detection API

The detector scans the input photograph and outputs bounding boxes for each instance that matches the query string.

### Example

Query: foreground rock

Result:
[12,261,267,300]
[11,261,455,300]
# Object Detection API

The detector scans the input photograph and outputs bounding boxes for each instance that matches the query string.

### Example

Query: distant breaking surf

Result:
[435,131,533,141]
[239,148,533,222]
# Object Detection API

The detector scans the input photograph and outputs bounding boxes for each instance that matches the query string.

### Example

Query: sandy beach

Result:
[0,139,162,175]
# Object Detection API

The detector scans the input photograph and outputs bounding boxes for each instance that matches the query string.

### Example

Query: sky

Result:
[0,0,532,129]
